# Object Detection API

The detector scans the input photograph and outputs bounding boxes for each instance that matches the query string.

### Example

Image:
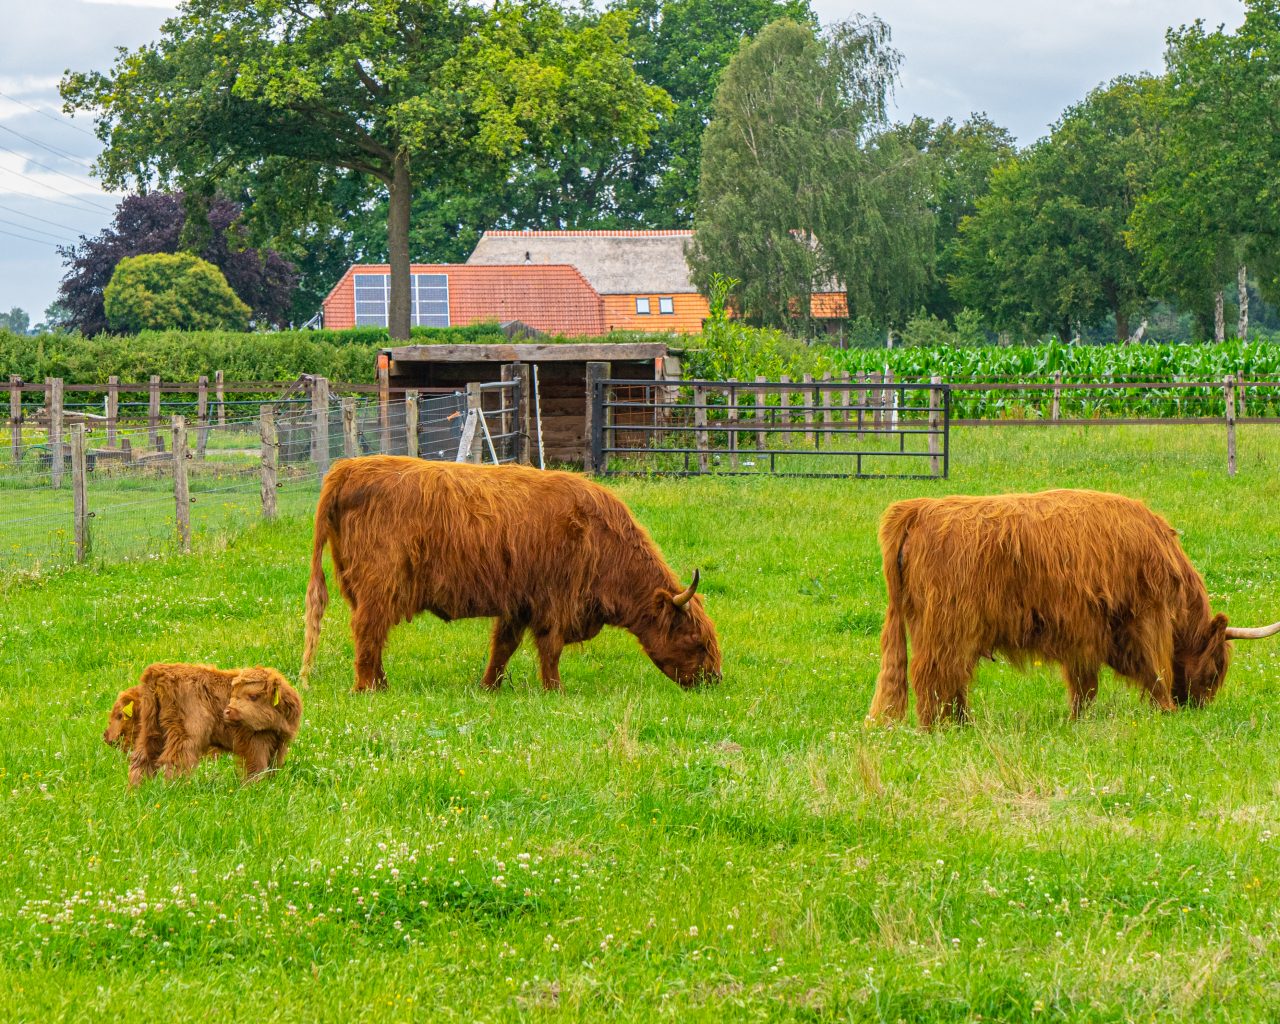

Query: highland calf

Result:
[300,457,721,692]
[113,663,302,785]
[866,489,1280,728]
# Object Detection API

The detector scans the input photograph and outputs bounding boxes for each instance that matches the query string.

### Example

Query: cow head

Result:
[636,570,723,688]
[103,686,141,748]
[223,667,302,731]
[1174,614,1280,707]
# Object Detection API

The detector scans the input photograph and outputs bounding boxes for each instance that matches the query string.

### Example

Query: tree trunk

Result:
[1237,264,1248,340]
[1214,290,1225,343]
[386,151,413,342]
[1115,308,1130,343]
[1059,320,1072,345]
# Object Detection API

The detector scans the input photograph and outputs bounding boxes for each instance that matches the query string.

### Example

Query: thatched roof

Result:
[466,230,697,295]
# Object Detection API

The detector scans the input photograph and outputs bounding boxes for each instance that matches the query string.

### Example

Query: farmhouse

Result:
[322,229,850,334]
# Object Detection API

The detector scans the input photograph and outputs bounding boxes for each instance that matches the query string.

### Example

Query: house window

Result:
[353,272,451,327]
[635,297,651,315]
[658,297,674,315]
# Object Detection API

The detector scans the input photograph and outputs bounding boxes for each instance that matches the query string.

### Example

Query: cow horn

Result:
[672,569,700,608]
[1225,621,1280,640]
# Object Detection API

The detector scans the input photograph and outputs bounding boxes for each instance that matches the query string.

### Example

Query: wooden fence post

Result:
[196,375,209,459]
[8,375,20,464]
[405,389,419,459]
[147,375,161,450]
[694,384,709,473]
[49,377,64,489]
[886,369,897,430]
[1225,374,1237,477]
[215,370,226,427]
[342,398,358,459]
[512,362,532,465]
[259,405,278,521]
[929,374,942,478]
[726,381,739,468]
[499,364,515,450]
[172,415,191,552]
[310,375,330,476]
[584,361,610,473]
[754,375,766,450]
[871,373,883,431]
[377,358,391,454]
[803,373,815,447]
[822,372,835,444]
[838,371,850,425]
[464,383,484,464]
[71,423,89,564]
[106,375,119,449]
[1051,370,1062,421]
[860,371,870,437]
[779,374,791,447]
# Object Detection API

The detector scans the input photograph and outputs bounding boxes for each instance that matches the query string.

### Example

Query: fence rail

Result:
[0,377,529,580]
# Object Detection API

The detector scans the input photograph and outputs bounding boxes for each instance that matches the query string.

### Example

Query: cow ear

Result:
[1213,613,1229,637]
[272,685,281,707]
[122,700,134,719]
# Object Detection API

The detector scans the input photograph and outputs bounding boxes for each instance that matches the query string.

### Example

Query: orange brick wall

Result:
[322,266,366,329]
[603,293,709,334]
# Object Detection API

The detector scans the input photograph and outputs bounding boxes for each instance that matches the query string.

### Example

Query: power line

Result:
[0,181,115,220]
[0,122,96,170]
[0,215,65,243]
[0,202,90,235]
[0,142,114,207]
[0,225,60,248]
[0,90,98,138]
[0,163,115,214]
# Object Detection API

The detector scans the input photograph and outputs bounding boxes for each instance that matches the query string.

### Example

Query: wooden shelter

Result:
[381,342,676,464]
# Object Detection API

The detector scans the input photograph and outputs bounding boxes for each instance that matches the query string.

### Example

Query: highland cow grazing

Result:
[867,489,1280,728]
[116,663,302,785]
[300,457,721,692]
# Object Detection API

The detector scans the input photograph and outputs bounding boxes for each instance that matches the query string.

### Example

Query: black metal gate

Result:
[590,378,949,479]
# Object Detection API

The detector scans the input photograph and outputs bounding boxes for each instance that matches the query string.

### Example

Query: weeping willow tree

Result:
[688,17,933,330]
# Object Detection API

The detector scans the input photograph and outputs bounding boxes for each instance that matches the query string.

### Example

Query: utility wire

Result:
[0,225,59,247]
[0,123,96,170]
[0,90,98,138]
[0,202,90,235]
[0,141,114,204]
[0,163,115,215]
[0,214,65,242]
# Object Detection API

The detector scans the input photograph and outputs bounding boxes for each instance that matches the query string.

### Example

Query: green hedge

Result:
[0,325,681,385]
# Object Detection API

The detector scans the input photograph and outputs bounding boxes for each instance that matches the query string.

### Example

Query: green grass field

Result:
[1,426,1279,1021]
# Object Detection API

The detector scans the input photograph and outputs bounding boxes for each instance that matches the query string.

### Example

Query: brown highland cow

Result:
[300,456,721,692]
[110,663,302,785]
[867,489,1280,728]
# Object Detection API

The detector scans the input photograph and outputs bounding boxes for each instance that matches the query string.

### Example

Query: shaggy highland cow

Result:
[867,489,1280,728]
[300,457,721,692]
[114,663,301,785]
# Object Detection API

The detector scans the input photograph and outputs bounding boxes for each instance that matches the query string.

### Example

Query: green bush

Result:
[103,253,251,333]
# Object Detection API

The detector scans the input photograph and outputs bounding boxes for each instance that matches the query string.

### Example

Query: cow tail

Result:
[868,506,914,723]
[300,491,332,684]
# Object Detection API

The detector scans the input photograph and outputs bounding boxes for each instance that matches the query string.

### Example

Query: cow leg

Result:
[533,631,565,692]
[481,618,526,691]
[235,734,274,782]
[350,606,390,692]
[1110,615,1176,712]
[158,725,205,780]
[1065,664,1099,720]
[910,649,976,730]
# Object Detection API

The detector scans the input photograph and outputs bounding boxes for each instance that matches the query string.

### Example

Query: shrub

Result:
[103,254,251,333]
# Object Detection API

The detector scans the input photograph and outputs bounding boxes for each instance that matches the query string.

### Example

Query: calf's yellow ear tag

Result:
[273,688,280,706]
[122,701,134,719]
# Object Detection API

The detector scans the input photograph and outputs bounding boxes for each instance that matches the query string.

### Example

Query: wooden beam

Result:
[382,342,669,364]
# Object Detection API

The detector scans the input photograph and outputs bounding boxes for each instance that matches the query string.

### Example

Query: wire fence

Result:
[0,380,525,582]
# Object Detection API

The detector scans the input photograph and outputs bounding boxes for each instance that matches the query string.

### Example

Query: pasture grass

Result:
[1,425,1279,1021]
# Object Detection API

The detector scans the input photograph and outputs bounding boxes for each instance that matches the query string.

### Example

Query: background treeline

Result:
[27,0,1280,346]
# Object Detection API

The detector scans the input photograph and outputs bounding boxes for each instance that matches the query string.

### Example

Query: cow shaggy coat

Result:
[867,489,1279,728]
[300,457,721,692]
[116,663,302,785]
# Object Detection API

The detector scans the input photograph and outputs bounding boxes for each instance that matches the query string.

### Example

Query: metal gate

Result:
[590,377,949,479]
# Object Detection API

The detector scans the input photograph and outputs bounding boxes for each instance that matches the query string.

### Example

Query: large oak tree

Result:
[63,0,667,339]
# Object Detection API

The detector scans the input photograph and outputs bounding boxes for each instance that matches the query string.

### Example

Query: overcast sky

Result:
[0,0,1246,324]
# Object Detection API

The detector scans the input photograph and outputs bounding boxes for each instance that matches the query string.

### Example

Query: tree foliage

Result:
[689,17,931,329]
[103,253,251,333]
[1128,1,1280,338]
[951,76,1161,341]
[0,308,30,335]
[56,193,297,336]
[63,0,667,340]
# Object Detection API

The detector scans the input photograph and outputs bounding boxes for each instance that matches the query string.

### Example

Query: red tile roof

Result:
[322,263,606,335]
[480,229,693,238]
